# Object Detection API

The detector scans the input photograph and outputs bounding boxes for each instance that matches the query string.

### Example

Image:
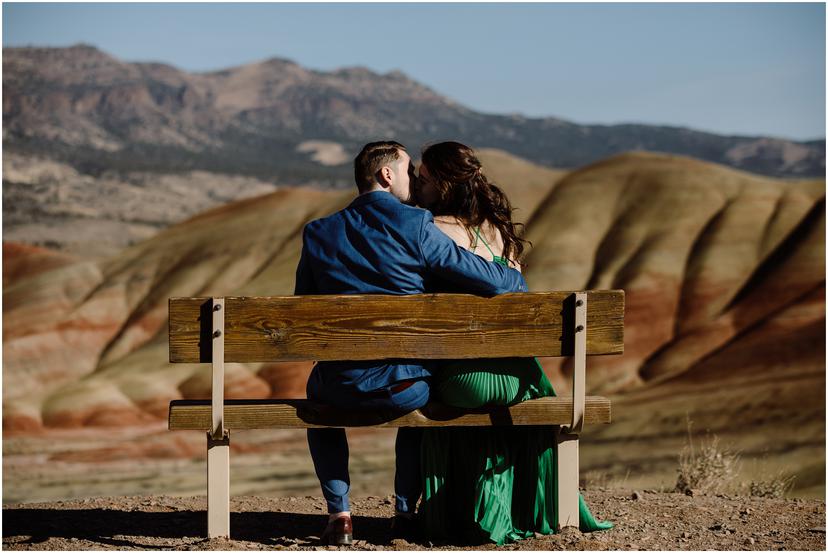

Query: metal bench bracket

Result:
[208,297,230,538]
[558,292,586,528]
[567,292,586,434]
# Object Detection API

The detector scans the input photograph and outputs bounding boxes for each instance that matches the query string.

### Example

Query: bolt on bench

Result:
[168,290,624,538]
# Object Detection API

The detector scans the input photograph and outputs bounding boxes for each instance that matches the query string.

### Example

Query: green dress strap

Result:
[473,227,508,267]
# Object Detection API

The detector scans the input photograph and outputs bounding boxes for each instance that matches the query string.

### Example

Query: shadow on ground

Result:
[2,509,400,548]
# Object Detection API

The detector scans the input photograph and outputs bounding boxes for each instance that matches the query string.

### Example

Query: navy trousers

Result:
[305,366,431,514]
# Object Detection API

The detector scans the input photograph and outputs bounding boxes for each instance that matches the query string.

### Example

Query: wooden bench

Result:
[168,290,624,538]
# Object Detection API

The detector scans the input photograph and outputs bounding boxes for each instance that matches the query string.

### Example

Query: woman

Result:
[413,141,612,545]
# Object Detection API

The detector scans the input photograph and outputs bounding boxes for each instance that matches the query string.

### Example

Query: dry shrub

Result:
[749,471,796,498]
[675,419,740,494]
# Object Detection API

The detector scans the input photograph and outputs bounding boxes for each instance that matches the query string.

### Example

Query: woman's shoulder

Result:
[433,216,472,249]
[433,215,465,236]
[478,222,522,270]
[479,221,505,249]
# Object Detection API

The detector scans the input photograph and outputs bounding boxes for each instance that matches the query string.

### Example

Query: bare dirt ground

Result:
[3,490,824,551]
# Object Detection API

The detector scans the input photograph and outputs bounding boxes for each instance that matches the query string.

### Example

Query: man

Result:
[294,141,526,545]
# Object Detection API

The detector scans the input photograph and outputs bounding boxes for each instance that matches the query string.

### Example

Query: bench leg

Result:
[207,431,230,538]
[556,429,580,530]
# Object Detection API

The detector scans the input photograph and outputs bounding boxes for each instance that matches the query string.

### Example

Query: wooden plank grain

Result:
[169,291,624,363]
[168,396,612,430]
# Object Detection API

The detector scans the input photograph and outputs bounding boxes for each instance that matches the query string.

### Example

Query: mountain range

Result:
[4,44,825,185]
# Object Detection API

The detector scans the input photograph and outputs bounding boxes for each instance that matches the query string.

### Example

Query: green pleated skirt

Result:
[419,357,613,545]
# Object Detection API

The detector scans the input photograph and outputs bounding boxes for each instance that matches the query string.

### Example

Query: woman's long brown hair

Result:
[421,141,528,263]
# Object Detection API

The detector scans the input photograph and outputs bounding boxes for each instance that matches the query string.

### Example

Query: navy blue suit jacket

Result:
[294,191,527,392]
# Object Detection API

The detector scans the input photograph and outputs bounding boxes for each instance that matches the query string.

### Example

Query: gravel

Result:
[3,490,825,550]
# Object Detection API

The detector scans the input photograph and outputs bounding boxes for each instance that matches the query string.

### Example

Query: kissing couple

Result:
[294,141,612,545]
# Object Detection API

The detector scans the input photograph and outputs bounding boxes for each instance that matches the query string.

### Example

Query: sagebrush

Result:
[748,470,796,498]
[675,420,740,494]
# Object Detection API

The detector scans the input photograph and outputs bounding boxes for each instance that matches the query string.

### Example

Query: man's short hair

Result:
[354,141,406,193]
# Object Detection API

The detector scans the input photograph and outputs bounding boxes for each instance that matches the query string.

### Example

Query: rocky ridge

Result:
[2,151,283,256]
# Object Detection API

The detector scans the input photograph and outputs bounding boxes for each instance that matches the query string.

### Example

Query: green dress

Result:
[419,230,613,545]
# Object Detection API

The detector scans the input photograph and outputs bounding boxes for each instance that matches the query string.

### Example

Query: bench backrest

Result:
[169,290,624,363]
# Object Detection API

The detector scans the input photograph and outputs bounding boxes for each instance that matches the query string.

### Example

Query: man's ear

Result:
[376,166,394,188]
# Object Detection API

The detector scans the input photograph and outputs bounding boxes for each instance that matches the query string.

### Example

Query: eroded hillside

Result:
[521,152,824,495]
[3,151,824,497]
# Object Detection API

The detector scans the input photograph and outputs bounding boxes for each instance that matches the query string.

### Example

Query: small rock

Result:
[631,490,643,500]
[685,488,699,497]
[681,531,690,538]
[289,497,297,503]
[709,523,723,531]
[808,527,826,533]
[745,537,755,545]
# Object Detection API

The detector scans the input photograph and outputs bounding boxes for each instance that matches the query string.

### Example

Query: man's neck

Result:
[359,185,411,206]
[361,184,389,195]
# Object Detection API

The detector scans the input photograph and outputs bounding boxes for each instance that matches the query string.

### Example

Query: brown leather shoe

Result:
[321,515,353,546]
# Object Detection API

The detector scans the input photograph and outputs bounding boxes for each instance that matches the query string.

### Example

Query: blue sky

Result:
[3,2,825,140]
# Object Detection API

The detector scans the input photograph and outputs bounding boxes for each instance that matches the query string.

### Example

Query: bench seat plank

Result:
[169,291,625,363]
[168,396,611,430]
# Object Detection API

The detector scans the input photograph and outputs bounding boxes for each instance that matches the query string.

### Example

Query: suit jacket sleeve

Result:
[294,226,318,295]
[419,213,528,295]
